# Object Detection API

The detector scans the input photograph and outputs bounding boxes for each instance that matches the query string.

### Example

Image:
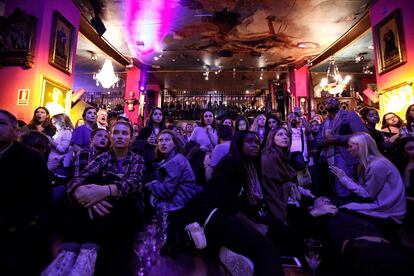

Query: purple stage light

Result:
[125,0,179,56]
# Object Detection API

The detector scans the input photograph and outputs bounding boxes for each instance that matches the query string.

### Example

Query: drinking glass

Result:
[134,232,149,276]
[304,239,322,276]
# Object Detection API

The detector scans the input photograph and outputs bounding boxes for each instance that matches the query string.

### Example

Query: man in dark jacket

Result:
[0,109,52,275]
[317,97,366,197]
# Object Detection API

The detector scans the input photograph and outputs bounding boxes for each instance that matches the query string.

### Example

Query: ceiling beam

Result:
[78,14,131,67]
[310,13,371,68]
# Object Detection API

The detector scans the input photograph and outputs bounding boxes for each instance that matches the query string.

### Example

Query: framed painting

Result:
[40,76,72,116]
[0,8,37,68]
[48,11,75,74]
[373,9,406,75]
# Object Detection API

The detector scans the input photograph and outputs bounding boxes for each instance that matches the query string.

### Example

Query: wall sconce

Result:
[125,91,138,111]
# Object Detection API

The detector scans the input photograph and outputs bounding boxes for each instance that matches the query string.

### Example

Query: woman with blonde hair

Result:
[250,114,267,145]
[329,132,405,243]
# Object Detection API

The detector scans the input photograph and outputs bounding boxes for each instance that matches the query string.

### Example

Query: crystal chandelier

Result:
[95,59,119,88]
[319,57,351,95]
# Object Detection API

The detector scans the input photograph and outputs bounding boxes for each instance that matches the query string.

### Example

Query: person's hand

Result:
[199,145,210,152]
[254,223,269,236]
[309,204,338,217]
[294,106,302,117]
[289,182,301,201]
[298,186,315,199]
[73,184,110,207]
[206,125,213,133]
[329,165,346,178]
[147,135,157,145]
[88,200,113,219]
[203,153,212,168]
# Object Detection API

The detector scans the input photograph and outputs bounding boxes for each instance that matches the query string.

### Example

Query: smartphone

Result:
[281,256,302,268]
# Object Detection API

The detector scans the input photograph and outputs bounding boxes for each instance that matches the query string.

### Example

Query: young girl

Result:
[146,129,201,212]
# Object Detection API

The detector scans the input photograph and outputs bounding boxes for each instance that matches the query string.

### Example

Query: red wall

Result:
[370,0,414,91]
[0,0,80,122]
[289,66,309,106]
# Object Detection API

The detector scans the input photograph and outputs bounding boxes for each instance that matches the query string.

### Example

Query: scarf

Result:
[262,146,296,184]
[245,160,263,206]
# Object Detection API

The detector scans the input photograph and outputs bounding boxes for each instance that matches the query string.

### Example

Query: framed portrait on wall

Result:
[0,8,37,68]
[48,11,75,74]
[373,8,406,75]
[40,76,71,116]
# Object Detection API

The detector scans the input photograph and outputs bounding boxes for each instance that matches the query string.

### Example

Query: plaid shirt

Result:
[72,145,98,177]
[67,150,145,199]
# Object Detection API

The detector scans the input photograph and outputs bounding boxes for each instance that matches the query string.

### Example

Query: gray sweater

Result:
[339,157,406,224]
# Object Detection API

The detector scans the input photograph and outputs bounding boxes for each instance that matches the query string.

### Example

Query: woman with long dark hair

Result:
[22,106,55,137]
[381,112,403,143]
[265,113,281,134]
[169,131,283,275]
[131,107,166,181]
[235,115,249,132]
[262,127,298,224]
[189,110,218,152]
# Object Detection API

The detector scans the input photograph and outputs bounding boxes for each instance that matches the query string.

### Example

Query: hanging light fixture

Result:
[319,57,351,95]
[95,59,119,88]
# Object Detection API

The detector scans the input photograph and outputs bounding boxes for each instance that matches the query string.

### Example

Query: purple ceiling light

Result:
[125,0,179,56]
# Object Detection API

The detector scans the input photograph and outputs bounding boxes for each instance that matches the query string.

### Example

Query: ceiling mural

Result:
[75,0,374,89]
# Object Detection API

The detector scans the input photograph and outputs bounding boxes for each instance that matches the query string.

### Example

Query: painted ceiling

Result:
[75,0,374,90]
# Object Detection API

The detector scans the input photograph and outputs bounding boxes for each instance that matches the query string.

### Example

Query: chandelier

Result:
[319,57,351,95]
[94,59,119,88]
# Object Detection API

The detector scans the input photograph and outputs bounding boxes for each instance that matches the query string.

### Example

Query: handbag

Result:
[184,208,218,249]
[289,151,307,171]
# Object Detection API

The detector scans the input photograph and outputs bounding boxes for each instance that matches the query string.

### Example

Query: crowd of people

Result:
[1,98,413,275]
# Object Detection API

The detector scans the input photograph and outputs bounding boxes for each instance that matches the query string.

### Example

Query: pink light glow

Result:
[125,0,179,56]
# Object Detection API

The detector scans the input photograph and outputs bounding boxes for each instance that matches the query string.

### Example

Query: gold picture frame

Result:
[373,9,406,75]
[48,11,75,74]
[40,76,71,116]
